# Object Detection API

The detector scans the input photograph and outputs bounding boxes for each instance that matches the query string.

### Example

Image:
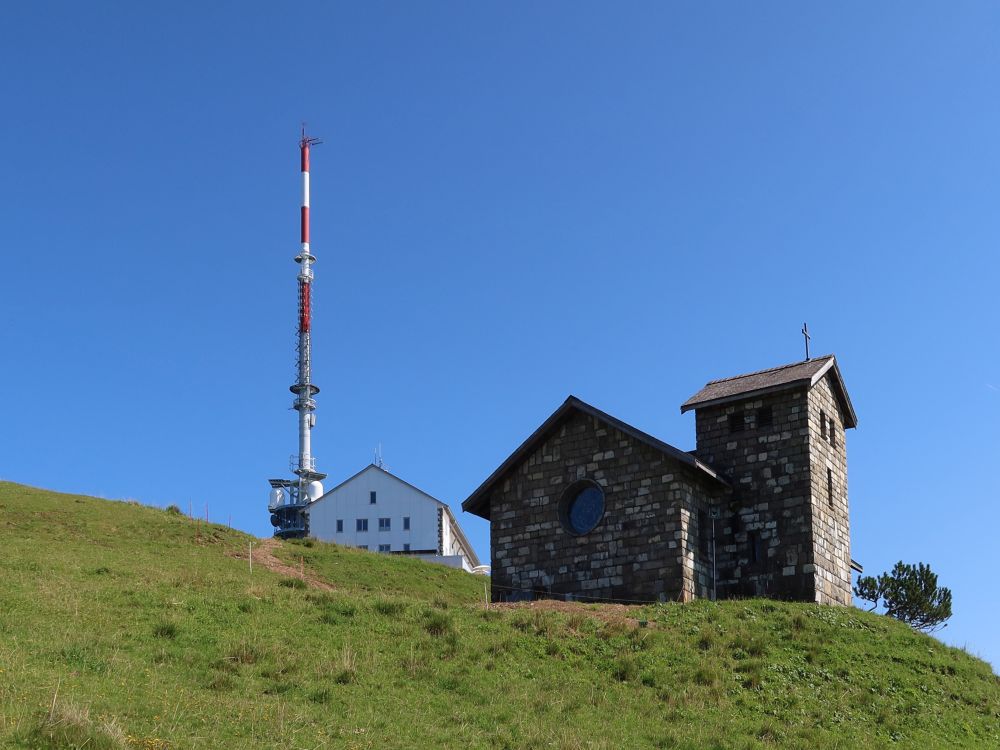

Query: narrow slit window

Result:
[403,516,410,531]
[336,519,343,533]
[830,420,837,448]
[827,469,834,507]
[821,411,827,439]
[370,491,377,504]
[749,530,761,563]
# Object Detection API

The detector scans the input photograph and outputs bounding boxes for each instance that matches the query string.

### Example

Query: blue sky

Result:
[2,2,998,669]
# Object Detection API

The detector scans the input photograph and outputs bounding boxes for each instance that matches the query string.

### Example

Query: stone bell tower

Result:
[681,355,857,605]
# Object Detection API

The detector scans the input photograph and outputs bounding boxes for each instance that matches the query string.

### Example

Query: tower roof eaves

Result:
[680,355,857,428]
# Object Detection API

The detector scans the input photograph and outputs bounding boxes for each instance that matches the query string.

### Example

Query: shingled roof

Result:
[462,396,729,519]
[681,355,857,428]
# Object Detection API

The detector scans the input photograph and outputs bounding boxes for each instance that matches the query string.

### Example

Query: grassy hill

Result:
[0,482,996,749]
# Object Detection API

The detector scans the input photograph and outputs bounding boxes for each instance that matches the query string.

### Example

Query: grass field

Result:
[0,481,997,749]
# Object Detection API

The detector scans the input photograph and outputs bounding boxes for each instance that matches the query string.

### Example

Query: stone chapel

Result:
[462,355,860,605]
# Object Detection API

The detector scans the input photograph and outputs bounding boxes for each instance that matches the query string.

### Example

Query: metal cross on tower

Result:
[802,322,811,361]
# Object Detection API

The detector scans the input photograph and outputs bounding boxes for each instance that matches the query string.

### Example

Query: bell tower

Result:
[682,355,857,604]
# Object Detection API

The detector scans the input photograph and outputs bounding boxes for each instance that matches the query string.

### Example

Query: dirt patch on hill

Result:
[227,537,335,591]
[489,599,650,628]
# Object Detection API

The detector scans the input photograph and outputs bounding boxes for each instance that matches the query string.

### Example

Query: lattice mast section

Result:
[268,129,327,539]
[292,130,322,477]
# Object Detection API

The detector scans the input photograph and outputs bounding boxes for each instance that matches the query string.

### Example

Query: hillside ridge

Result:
[1,481,997,749]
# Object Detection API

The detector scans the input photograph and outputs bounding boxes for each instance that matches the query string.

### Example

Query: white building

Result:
[305,464,481,572]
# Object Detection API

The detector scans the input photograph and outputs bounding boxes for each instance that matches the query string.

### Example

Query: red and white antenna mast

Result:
[268,126,327,538]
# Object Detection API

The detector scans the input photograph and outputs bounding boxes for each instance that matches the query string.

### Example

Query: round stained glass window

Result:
[562,482,605,535]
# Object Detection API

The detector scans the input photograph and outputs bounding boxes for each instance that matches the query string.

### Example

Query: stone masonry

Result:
[807,375,852,605]
[692,372,852,604]
[462,356,857,606]
[483,409,727,603]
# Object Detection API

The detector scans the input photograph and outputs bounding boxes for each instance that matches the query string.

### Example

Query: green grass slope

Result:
[0,482,996,749]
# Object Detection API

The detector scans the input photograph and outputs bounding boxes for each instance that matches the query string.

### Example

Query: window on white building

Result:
[336,519,343,533]
[378,544,390,552]
[356,518,368,532]
[403,516,410,530]
[358,545,368,550]
[370,491,377,504]
[403,543,410,552]
[379,517,390,531]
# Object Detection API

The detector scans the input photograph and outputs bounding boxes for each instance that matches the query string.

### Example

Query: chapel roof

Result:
[461,396,730,520]
[680,354,857,428]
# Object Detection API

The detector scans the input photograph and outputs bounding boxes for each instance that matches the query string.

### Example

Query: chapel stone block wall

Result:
[694,387,820,601]
[806,374,852,605]
[488,411,722,603]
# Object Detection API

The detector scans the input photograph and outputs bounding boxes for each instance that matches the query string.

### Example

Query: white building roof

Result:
[308,464,480,567]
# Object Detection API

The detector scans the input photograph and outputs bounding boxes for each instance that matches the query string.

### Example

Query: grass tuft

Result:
[613,655,640,682]
[318,600,357,625]
[488,636,515,656]
[757,720,782,743]
[372,596,406,617]
[206,672,234,691]
[308,688,331,704]
[24,698,130,750]
[152,620,178,639]
[738,660,765,690]
[333,645,357,684]
[402,645,430,678]
[59,644,107,674]
[694,665,722,688]
[226,640,263,665]
[424,610,453,637]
